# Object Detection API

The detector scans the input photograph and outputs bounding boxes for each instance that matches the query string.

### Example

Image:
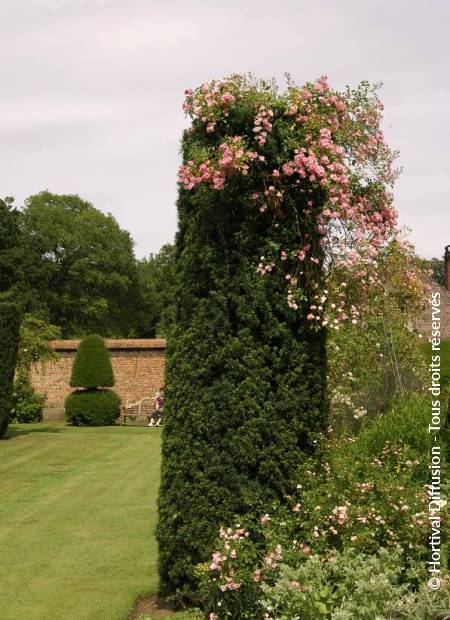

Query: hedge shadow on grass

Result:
[5,425,66,439]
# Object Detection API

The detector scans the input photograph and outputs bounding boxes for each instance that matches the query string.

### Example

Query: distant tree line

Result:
[2,190,442,344]
[421,256,445,287]
[0,191,175,339]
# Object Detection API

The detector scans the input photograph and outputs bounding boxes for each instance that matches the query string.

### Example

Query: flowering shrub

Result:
[260,550,450,619]
[10,314,60,423]
[11,373,45,423]
[197,393,447,618]
[179,74,423,329]
[260,548,407,619]
[327,320,427,432]
[16,314,60,372]
[326,241,429,429]
[195,524,264,619]
[283,438,430,559]
[200,540,450,619]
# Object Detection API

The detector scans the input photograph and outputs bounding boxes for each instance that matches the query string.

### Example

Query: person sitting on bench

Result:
[148,387,164,426]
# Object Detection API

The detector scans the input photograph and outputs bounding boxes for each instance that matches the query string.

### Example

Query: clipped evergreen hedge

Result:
[157,99,329,597]
[65,389,120,426]
[0,303,21,438]
[70,334,114,388]
[65,335,119,426]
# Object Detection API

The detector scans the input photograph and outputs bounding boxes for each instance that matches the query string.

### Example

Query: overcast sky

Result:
[1,0,448,259]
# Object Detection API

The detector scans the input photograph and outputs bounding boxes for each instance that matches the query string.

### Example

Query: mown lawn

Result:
[0,422,162,620]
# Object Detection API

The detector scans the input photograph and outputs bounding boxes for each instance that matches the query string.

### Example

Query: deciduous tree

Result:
[17,191,142,337]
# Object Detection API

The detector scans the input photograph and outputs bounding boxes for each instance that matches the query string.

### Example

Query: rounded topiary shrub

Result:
[70,334,114,388]
[0,303,21,438]
[65,335,120,426]
[65,389,120,426]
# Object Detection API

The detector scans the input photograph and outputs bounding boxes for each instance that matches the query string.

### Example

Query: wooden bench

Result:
[119,397,154,425]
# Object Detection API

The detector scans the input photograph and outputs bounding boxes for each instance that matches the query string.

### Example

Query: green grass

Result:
[0,422,162,620]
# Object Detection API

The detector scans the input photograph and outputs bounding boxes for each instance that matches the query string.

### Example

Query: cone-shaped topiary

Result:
[66,335,119,426]
[0,303,21,438]
[70,335,114,388]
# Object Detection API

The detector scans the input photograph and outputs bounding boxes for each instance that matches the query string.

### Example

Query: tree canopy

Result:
[0,197,22,294]
[2,191,144,338]
[136,243,176,337]
[421,256,445,287]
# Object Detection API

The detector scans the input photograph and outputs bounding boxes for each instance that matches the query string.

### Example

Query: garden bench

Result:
[119,397,154,425]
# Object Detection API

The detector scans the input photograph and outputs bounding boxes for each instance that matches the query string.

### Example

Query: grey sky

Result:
[1,0,448,259]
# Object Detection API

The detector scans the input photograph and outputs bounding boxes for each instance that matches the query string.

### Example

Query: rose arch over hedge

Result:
[157,74,400,599]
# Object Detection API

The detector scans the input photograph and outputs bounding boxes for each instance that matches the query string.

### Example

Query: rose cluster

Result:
[179,74,420,328]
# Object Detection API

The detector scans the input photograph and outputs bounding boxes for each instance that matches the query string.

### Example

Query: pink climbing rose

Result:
[179,74,423,328]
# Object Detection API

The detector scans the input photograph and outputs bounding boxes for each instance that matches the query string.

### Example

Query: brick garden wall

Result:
[27,277,450,421]
[30,339,166,421]
[414,282,450,340]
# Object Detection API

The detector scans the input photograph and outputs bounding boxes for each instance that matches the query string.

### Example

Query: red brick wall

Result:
[414,283,450,340]
[30,339,166,421]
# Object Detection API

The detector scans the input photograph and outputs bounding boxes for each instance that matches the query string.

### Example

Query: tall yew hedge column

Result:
[157,81,329,599]
[158,75,399,598]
